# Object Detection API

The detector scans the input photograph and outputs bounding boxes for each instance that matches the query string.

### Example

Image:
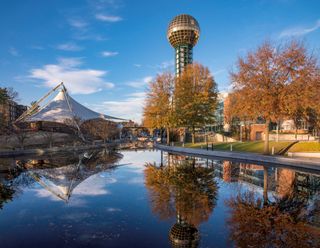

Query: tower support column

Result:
[175,45,193,76]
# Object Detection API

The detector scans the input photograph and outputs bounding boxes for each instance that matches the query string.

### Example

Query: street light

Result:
[240,123,244,142]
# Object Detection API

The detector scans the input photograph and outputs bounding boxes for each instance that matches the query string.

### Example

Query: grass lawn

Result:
[287,142,320,153]
[183,141,293,154]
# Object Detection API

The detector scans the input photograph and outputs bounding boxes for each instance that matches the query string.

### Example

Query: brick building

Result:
[0,100,27,128]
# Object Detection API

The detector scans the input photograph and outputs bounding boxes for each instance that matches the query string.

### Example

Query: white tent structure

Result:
[25,152,122,202]
[25,89,123,124]
[16,82,125,125]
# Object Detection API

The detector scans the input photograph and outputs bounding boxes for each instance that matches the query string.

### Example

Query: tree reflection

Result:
[227,182,320,247]
[144,157,218,247]
[0,183,14,209]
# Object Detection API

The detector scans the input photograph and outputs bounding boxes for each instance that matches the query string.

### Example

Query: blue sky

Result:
[1,0,320,122]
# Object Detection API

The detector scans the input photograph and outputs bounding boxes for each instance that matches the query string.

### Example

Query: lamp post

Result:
[117,123,123,140]
[240,123,244,142]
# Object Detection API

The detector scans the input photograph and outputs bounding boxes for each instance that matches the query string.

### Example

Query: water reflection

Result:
[145,154,218,247]
[0,184,14,209]
[0,150,319,247]
[210,160,320,247]
[0,150,122,204]
[145,152,320,247]
[227,185,320,247]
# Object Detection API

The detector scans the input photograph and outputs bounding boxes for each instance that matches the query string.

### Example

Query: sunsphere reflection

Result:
[144,154,218,247]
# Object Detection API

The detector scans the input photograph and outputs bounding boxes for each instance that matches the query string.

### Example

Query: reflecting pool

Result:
[0,150,319,247]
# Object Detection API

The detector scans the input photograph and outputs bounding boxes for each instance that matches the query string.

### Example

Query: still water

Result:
[0,149,319,248]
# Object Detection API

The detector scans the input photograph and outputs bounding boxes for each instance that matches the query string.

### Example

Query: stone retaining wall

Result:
[0,143,116,158]
[288,152,320,158]
[155,143,320,171]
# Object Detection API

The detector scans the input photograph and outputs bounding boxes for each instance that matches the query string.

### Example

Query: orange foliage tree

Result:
[144,160,218,226]
[174,63,218,143]
[143,72,175,144]
[230,41,319,153]
[227,191,320,247]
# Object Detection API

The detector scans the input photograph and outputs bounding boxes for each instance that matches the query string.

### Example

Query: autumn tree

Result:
[280,41,320,139]
[174,63,218,143]
[307,108,320,141]
[144,158,218,227]
[307,69,320,141]
[230,41,319,154]
[227,190,320,247]
[143,72,175,144]
[81,119,119,143]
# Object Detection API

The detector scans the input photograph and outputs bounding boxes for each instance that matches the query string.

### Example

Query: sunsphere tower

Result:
[167,14,200,76]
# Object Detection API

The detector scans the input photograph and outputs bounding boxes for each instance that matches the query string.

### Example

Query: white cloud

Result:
[212,69,226,76]
[56,42,83,51]
[126,76,153,88]
[72,174,111,196]
[101,51,119,57]
[29,57,114,94]
[127,177,144,184]
[158,60,174,70]
[133,64,142,68]
[33,173,113,203]
[74,33,107,41]
[8,47,19,56]
[106,207,122,212]
[90,0,123,10]
[33,188,62,201]
[57,57,83,67]
[69,18,88,29]
[148,60,174,70]
[95,14,122,22]
[91,92,146,123]
[279,19,320,38]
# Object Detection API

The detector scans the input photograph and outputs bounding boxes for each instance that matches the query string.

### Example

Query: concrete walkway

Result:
[155,143,320,172]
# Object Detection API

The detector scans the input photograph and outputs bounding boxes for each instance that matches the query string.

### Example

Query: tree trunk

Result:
[160,128,164,143]
[244,124,249,141]
[263,166,268,205]
[192,126,195,144]
[295,128,298,140]
[264,120,270,155]
[166,127,170,145]
[276,121,279,142]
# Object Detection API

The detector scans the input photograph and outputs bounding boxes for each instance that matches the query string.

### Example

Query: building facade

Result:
[0,100,27,128]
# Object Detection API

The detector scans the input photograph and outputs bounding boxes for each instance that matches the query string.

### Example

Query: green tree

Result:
[174,63,218,143]
[0,88,9,104]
